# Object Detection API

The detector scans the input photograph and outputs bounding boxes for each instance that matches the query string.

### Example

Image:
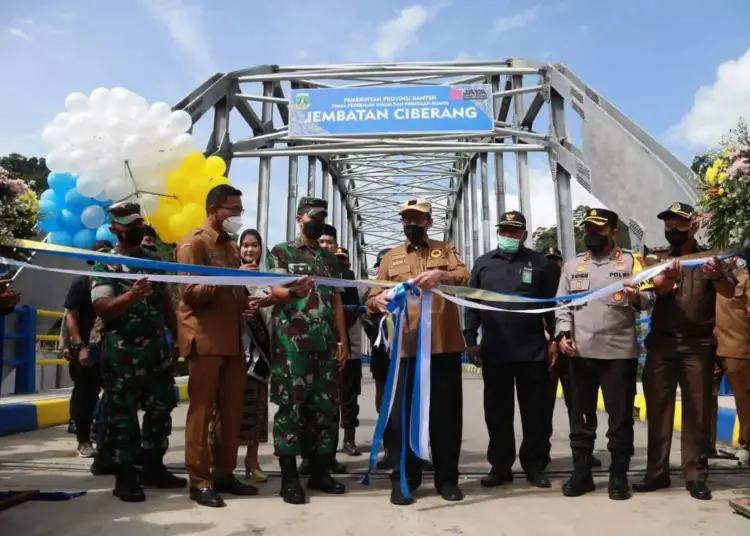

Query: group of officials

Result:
[47,182,750,508]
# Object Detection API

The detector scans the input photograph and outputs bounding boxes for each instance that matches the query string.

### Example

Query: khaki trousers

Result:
[710,356,750,448]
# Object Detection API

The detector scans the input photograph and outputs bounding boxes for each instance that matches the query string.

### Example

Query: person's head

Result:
[238,229,263,266]
[335,247,350,269]
[374,247,391,270]
[206,184,243,235]
[495,211,527,254]
[398,198,432,245]
[544,246,563,267]
[141,225,157,250]
[580,208,619,254]
[86,240,114,266]
[319,224,338,253]
[107,201,145,253]
[657,202,698,249]
[296,197,328,241]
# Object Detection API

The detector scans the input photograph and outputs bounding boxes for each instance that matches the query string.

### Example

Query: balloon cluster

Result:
[41,88,197,212]
[38,172,117,249]
[147,152,231,244]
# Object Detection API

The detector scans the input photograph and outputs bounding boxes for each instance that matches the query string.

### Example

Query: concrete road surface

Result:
[1,373,749,535]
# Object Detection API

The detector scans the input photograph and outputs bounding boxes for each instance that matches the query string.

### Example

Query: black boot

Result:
[342,429,361,456]
[308,454,346,494]
[376,449,394,470]
[562,451,595,497]
[607,455,631,501]
[279,455,306,505]
[390,478,414,506]
[112,466,146,503]
[140,451,187,489]
[90,451,116,476]
[298,457,312,476]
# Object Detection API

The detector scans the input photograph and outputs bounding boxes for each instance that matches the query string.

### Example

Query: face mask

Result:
[497,235,520,254]
[222,216,243,235]
[584,233,609,253]
[404,224,426,244]
[119,227,145,247]
[665,229,689,248]
[302,220,325,240]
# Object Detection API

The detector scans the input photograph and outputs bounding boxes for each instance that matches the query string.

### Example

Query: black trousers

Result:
[483,359,552,474]
[385,353,463,488]
[568,357,638,459]
[340,359,362,430]
[68,360,102,444]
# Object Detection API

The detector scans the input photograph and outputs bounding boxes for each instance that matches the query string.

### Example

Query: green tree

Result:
[532,205,632,253]
[0,153,49,192]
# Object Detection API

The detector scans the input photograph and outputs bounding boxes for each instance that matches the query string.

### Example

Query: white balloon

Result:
[68,149,91,172]
[165,110,193,134]
[138,194,160,215]
[149,102,172,120]
[95,191,111,202]
[41,125,64,149]
[105,178,135,201]
[76,175,104,198]
[65,92,90,114]
[89,88,112,111]
[53,112,71,128]
[122,134,145,160]
[169,133,197,158]
[45,151,69,173]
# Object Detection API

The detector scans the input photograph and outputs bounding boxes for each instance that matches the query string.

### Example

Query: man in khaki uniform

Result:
[366,198,469,506]
[556,208,654,501]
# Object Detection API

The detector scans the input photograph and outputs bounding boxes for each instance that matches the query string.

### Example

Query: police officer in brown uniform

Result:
[634,202,735,501]
[366,198,469,506]
[556,208,654,501]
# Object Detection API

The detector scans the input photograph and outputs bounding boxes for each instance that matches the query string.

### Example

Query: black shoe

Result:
[140,465,187,489]
[308,455,346,494]
[90,457,116,476]
[190,486,225,508]
[437,483,464,502]
[299,457,312,476]
[376,450,394,470]
[686,481,712,501]
[633,475,671,493]
[423,461,434,472]
[279,455,307,505]
[390,481,415,506]
[608,473,631,501]
[330,457,348,474]
[214,475,259,496]
[481,469,513,488]
[562,452,595,497]
[67,420,76,435]
[591,455,603,468]
[112,467,146,503]
[526,471,551,489]
[342,430,361,456]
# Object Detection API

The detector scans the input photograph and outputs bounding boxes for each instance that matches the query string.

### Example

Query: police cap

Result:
[374,247,391,268]
[496,210,526,228]
[335,247,349,259]
[657,202,695,221]
[544,246,562,261]
[581,207,618,228]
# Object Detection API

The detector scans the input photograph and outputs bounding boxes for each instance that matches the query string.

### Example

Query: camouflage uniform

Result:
[91,248,176,468]
[267,235,343,456]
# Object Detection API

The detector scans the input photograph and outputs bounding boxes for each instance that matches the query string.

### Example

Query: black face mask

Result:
[584,233,609,253]
[302,220,325,240]
[119,227,145,247]
[665,229,689,248]
[404,225,427,245]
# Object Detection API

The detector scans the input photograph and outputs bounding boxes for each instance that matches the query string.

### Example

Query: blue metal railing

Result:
[0,305,38,398]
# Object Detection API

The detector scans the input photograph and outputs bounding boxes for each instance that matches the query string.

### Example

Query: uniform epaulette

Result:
[648,246,670,253]
[575,251,587,257]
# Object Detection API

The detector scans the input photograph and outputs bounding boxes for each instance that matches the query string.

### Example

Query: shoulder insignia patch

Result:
[430,249,443,259]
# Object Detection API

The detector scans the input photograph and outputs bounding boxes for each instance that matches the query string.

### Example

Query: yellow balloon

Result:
[209,175,230,187]
[205,156,227,178]
[166,171,187,197]
[181,152,207,177]
[169,213,191,239]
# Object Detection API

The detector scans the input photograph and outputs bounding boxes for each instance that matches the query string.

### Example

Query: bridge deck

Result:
[1,373,748,535]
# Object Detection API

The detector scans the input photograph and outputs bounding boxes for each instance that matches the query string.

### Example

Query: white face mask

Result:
[222,216,243,235]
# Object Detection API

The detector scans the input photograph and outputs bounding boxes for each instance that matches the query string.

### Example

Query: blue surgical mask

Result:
[497,235,520,254]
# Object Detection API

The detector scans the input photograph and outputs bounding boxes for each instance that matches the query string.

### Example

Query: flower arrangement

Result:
[0,166,40,260]
[697,119,750,248]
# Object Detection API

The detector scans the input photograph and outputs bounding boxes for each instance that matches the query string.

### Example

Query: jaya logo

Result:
[295,93,311,110]
[449,88,489,100]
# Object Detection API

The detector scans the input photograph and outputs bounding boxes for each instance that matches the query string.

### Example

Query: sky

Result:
[2,0,750,263]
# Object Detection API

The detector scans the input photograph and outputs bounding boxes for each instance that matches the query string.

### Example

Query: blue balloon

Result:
[73,229,97,250]
[65,188,90,212]
[40,189,57,203]
[38,198,59,220]
[59,209,83,233]
[95,225,118,246]
[48,231,73,247]
[38,216,59,233]
[81,205,106,229]
[48,172,76,194]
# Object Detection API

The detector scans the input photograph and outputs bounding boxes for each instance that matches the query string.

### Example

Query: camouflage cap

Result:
[297,197,328,216]
[107,201,143,225]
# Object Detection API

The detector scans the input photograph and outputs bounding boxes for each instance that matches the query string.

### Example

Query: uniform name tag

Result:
[288,263,313,275]
[571,273,589,279]
[521,267,533,285]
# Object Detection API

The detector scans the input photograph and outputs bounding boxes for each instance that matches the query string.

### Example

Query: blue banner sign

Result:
[288,85,495,137]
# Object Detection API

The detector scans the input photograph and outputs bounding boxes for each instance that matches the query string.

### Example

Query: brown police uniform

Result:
[177,223,248,490]
[711,265,750,450]
[365,198,470,497]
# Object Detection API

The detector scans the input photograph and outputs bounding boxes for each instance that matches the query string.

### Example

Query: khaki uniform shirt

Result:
[365,238,470,357]
[715,267,750,359]
[175,224,246,357]
[556,248,654,359]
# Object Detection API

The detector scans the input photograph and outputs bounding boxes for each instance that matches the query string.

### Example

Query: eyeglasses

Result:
[401,216,428,225]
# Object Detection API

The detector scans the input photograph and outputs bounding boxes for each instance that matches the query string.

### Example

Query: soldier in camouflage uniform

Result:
[267,197,351,505]
[91,202,186,502]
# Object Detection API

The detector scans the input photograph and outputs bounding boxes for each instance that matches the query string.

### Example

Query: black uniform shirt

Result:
[463,246,559,362]
[64,275,96,345]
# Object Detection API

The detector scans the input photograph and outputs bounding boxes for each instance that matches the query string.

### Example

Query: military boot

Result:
[140,450,187,489]
[342,429,361,456]
[608,455,631,501]
[298,456,312,476]
[562,451,596,497]
[279,455,306,505]
[112,466,146,503]
[308,454,346,494]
